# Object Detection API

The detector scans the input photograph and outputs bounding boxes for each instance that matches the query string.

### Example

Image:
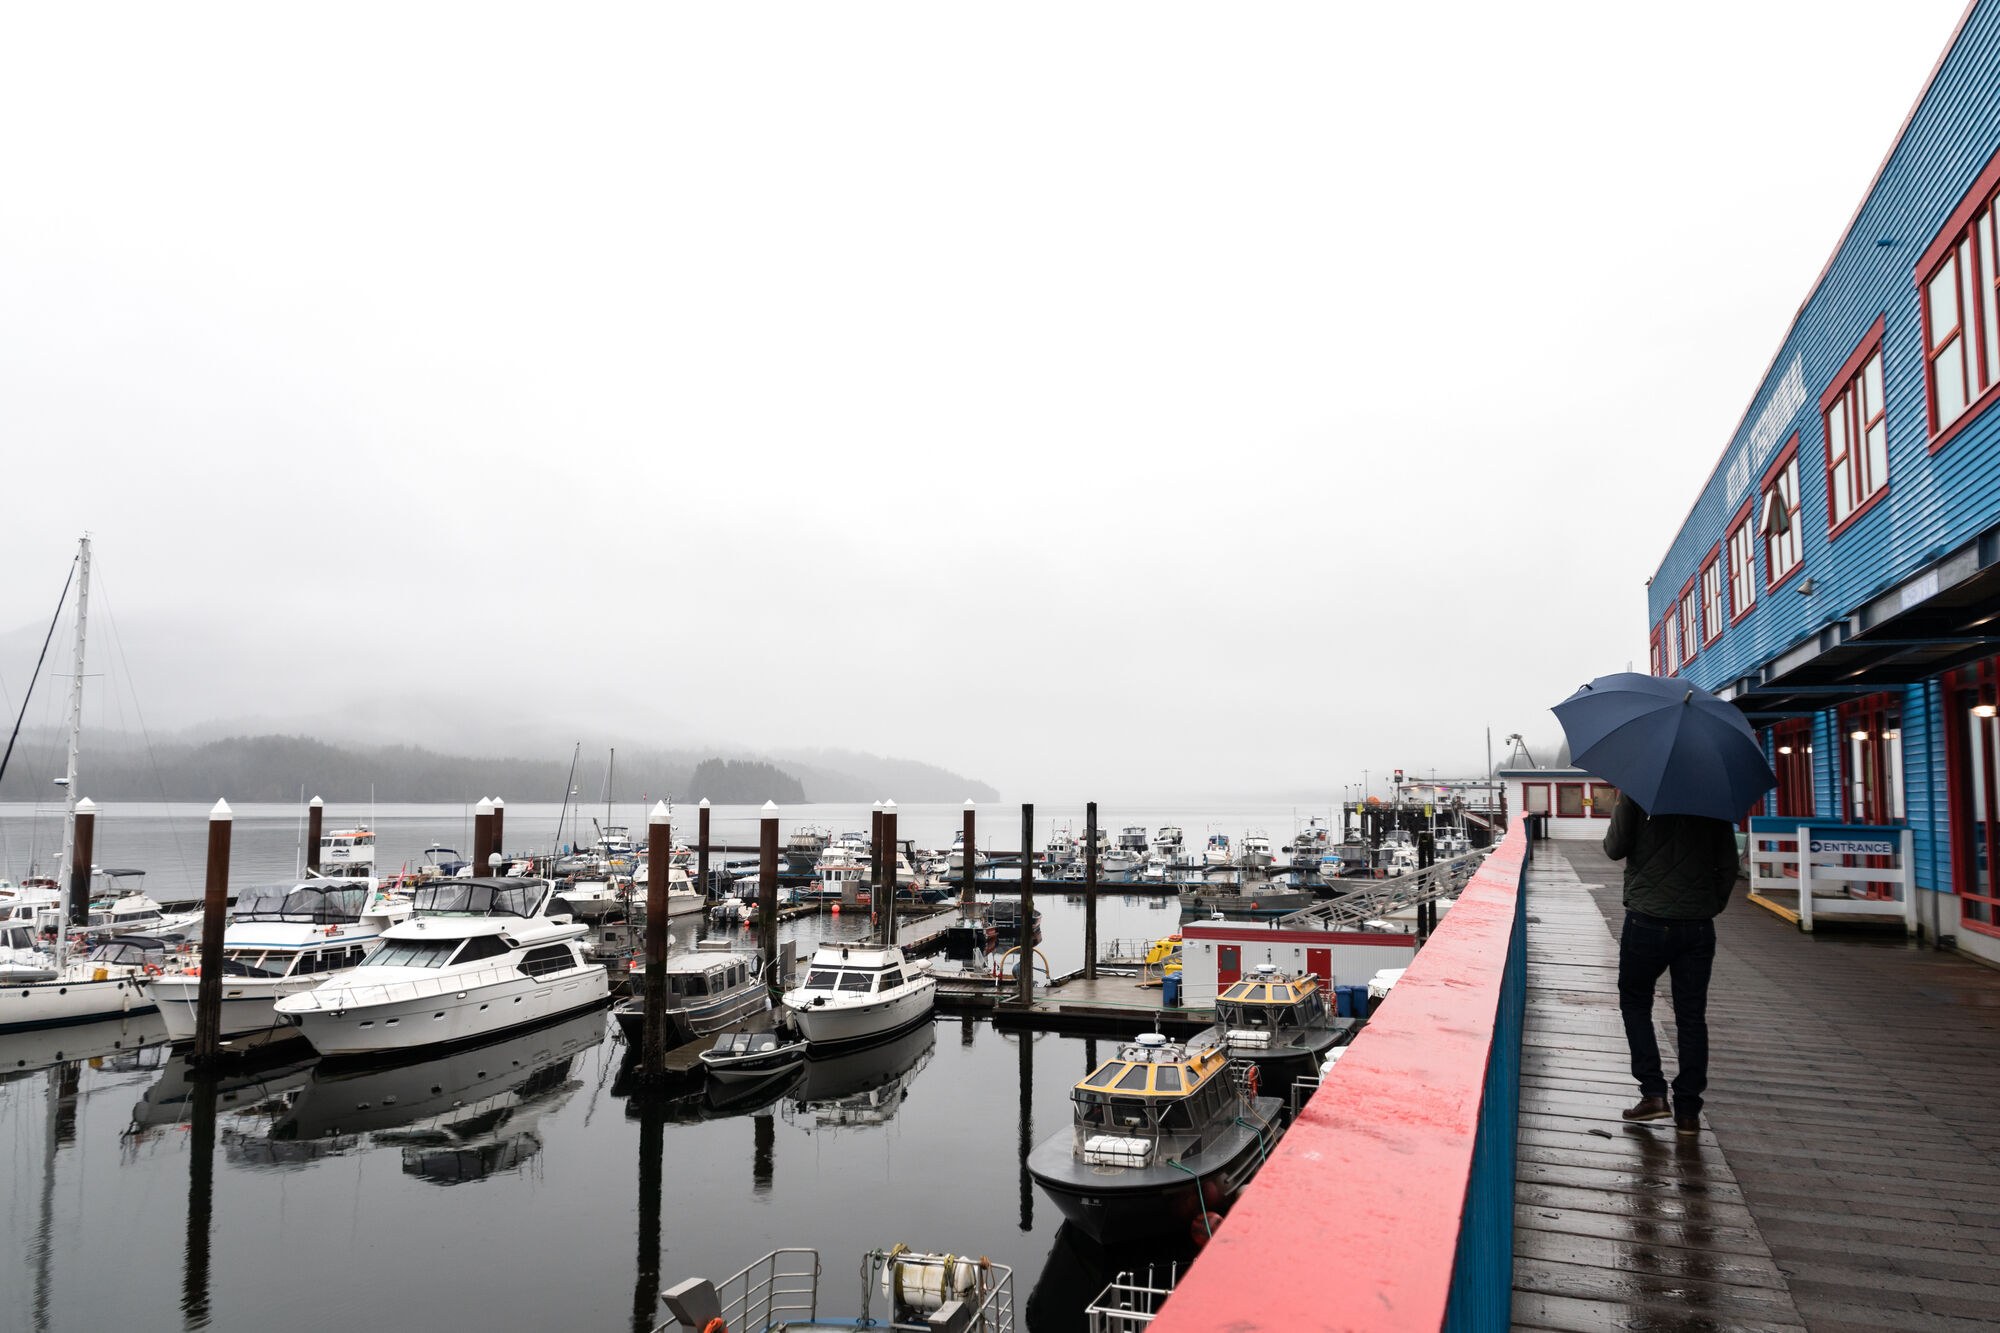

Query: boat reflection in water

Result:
[782,1019,936,1134]
[1024,1221,1196,1333]
[0,1012,167,1084]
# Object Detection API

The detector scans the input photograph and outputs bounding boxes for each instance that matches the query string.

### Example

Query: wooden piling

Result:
[758,802,779,984]
[871,801,884,908]
[643,800,670,1079]
[67,797,94,927]
[1017,803,1034,1004]
[1084,800,1098,981]
[882,799,898,948]
[471,797,494,883]
[698,799,711,897]
[960,799,977,917]
[192,800,233,1066]
[490,797,506,870]
[306,796,323,873]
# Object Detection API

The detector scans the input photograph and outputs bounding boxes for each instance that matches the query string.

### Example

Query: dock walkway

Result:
[1516,840,2000,1331]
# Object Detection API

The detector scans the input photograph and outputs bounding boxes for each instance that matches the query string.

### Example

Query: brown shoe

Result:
[1621,1096,1671,1122]
[1675,1115,1701,1137]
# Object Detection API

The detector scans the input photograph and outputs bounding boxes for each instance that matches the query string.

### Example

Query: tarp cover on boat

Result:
[412,879,543,918]
[235,883,371,923]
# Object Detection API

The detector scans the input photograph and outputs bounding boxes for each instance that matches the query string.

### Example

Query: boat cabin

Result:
[1070,1035,1235,1160]
[86,936,170,971]
[320,829,376,867]
[1215,967,1332,1036]
[411,878,550,918]
[798,948,915,997]
[234,882,377,924]
[222,940,374,978]
[665,947,760,1001]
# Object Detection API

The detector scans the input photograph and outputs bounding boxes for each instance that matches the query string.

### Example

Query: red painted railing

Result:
[1150,819,1529,1332]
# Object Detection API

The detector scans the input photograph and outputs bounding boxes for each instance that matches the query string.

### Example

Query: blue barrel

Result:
[1333,985,1353,1018]
[1162,973,1181,1008]
[1347,984,1371,1018]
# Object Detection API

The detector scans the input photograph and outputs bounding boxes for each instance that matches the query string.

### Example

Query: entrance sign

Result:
[1747,819,1916,935]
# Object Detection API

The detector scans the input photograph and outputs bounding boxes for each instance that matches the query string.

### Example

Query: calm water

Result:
[0,803,1298,1333]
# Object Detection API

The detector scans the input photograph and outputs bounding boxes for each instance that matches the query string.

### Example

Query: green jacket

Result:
[1602,794,1739,919]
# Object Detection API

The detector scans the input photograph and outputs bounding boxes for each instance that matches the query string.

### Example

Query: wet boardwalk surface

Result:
[1515,840,2000,1331]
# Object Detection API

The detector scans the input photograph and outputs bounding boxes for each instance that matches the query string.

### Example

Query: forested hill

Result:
[0,732,989,805]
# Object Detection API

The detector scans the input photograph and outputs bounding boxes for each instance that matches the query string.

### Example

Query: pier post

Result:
[67,797,95,927]
[882,799,898,947]
[960,799,977,917]
[192,800,233,1067]
[471,797,494,882]
[1017,803,1034,1004]
[698,798,711,896]
[1084,801,1098,981]
[490,797,506,870]
[759,802,779,987]
[306,796,323,873]
[642,800,670,1080]
[870,800,884,912]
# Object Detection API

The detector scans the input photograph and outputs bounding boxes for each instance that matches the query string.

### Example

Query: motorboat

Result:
[0,932,167,1032]
[273,877,609,1058]
[85,874,202,941]
[1290,816,1334,866]
[1044,824,1077,866]
[785,824,831,869]
[0,920,57,983]
[143,879,411,1043]
[983,900,1042,946]
[1175,880,1314,918]
[613,941,769,1046]
[1208,964,1355,1108]
[1380,830,1421,877]
[1102,827,1147,880]
[1026,1032,1285,1244]
[946,829,988,876]
[317,827,377,878]
[699,1027,807,1083]
[1239,829,1275,870]
[659,1241,1015,1333]
[781,942,935,1050]
[1203,833,1232,868]
[420,845,469,877]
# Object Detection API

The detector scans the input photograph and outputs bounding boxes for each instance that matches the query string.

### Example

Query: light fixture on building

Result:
[1851,729,1870,741]
[1977,703,1999,719]
[1778,745,1794,755]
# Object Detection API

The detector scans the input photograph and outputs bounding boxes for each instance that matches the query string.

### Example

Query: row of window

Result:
[1521,782,1619,819]
[1653,151,2000,676]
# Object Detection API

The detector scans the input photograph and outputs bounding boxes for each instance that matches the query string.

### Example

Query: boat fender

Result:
[1244,1065,1259,1098]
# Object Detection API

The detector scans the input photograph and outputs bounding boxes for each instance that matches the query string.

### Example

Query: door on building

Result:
[1838,693,1906,898]
[1217,945,1241,986]
[1306,948,1332,988]
[1948,663,2000,937]
[1770,717,1815,818]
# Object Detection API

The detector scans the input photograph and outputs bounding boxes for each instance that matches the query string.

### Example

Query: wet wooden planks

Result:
[1528,840,2000,1331]
[1512,843,1805,1331]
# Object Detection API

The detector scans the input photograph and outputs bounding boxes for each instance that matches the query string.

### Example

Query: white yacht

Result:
[1239,829,1275,870]
[621,863,707,918]
[1203,832,1233,868]
[274,878,609,1058]
[0,931,165,1032]
[317,827,377,877]
[946,829,987,876]
[1102,827,1148,880]
[781,942,935,1050]
[1044,825,1077,866]
[143,880,411,1043]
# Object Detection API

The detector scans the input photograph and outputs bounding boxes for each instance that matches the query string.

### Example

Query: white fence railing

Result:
[1747,819,1916,934]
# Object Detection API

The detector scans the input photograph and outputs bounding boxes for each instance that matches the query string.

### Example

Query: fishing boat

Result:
[785,823,831,869]
[781,942,935,1050]
[1175,879,1314,918]
[1044,824,1077,866]
[1102,827,1147,880]
[1026,1032,1285,1244]
[1202,832,1232,868]
[612,940,769,1046]
[1239,828,1275,870]
[143,879,411,1043]
[273,877,609,1057]
[1209,964,1355,1104]
[659,1241,1016,1333]
[946,829,988,876]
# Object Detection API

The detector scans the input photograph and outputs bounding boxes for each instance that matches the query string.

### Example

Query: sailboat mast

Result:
[606,747,615,834]
[56,536,90,962]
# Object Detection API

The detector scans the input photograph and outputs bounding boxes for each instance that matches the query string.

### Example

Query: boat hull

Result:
[284,967,611,1058]
[0,974,156,1033]
[1026,1095,1285,1244]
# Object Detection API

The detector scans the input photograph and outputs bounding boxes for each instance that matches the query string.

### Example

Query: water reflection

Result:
[784,1021,936,1134]
[1017,1031,1035,1232]
[0,1012,167,1083]
[182,1074,217,1330]
[1026,1222,1197,1333]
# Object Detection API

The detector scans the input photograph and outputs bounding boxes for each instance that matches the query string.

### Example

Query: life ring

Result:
[142,963,162,977]
[702,1320,729,1333]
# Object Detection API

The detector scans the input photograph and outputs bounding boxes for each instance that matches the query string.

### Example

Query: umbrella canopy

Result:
[1550,672,1776,822]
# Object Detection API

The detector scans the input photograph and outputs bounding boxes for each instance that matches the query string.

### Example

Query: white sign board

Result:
[1809,836,1895,856]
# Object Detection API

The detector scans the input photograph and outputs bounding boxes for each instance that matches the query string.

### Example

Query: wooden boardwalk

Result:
[1516,839,2000,1331]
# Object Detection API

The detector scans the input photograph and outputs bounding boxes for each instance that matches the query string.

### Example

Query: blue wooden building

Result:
[1646,0,2000,965]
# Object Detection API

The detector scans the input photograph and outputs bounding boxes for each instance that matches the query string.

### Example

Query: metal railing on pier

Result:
[1273,851,1484,931]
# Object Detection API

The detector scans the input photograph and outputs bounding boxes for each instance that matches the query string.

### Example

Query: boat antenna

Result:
[554,741,580,853]
[55,536,91,972]
[294,783,305,880]
[0,549,75,791]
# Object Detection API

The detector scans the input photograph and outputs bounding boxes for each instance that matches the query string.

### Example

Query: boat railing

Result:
[282,958,584,1011]
[1086,1265,1179,1331]
[701,1247,821,1332]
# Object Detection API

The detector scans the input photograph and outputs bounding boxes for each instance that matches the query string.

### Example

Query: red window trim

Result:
[1677,574,1701,664]
[1917,145,2000,453]
[1822,316,1889,542]
[1726,496,1757,626]
[1555,782,1589,819]
[1648,623,1664,677]
[1761,435,1805,593]
[1698,542,1725,647]
[1588,782,1618,819]
[1521,781,1551,816]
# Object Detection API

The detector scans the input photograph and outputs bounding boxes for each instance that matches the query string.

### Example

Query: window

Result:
[1154,1066,1182,1092]
[1590,783,1619,818]
[1678,582,1701,664]
[837,971,873,992]
[1663,607,1682,674]
[1522,783,1550,816]
[1556,783,1587,818]
[519,944,574,978]
[1650,624,1665,676]
[1728,504,1757,621]
[1700,550,1725,646]
[368,939,460,969]
[805,969,840,989]
[1760,440,1802,588]
[454,935,510,965]
[1918,150,2000,445]
[1823,319,1889,532]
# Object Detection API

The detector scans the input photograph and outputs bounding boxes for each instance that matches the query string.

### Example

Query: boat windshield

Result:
[221,949,295,978]
[364,938,465,968]
[235,883,370,923]
[412,881,543,917]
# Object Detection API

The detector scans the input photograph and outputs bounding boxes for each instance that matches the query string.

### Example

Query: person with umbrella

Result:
[1553,674,1776,1136]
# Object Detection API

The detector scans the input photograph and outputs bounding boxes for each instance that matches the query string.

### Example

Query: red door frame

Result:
[1306,947,1332,987]
[1217,945,1241,986]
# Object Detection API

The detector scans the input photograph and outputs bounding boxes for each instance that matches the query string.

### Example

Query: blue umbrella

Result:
[1550,672,1776,822]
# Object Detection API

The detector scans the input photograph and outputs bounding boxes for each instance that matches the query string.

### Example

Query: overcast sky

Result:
[0,1,1973,802]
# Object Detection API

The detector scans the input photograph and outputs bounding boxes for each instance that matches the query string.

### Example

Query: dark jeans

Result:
[1617,910,1716,1116]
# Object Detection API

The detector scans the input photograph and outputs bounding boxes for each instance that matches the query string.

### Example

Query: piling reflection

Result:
[182,1073,217,1330]
[1017,1030,1034,1233]
[631,1095,665,1333]
[753,1112,774,1193]
[1025,1221,1195,1333]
